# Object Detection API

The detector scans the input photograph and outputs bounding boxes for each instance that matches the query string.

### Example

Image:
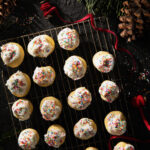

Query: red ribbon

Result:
[40,2,136,71]
[132,95,150,131]
[108,135,150,150]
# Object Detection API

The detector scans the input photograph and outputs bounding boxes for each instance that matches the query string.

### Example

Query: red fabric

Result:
[40,2,136,71]
[132,95,150,131]
[108,135,150,150]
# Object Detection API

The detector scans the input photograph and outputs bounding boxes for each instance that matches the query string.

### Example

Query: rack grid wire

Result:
[0,17,140,150]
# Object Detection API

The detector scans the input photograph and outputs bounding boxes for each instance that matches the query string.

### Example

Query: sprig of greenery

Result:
[77,0,124,16]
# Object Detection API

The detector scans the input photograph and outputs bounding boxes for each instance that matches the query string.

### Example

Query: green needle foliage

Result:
[77,0,124,16]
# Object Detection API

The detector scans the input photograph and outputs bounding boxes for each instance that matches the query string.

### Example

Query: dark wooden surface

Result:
[0,0,150,150]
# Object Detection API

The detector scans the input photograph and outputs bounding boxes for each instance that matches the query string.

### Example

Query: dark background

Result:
[0,0,150,150]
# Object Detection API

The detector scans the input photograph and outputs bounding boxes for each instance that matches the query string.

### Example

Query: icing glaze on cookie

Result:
[28,35,53,57]
[106,113,126,135]
[68,87,92,110]
[12,99,32,121]
[41,99,61,121]
[64,56,86,80]
[44,127,66,148]
[93,51,114,73]
[6,71,28,96]
[1,43,20,65]
[99,80,119,103]
[57,28,79,50]
[74,118,97,139]
[18,129,38,149]
[33,67,55,86]
[114,143,135,150]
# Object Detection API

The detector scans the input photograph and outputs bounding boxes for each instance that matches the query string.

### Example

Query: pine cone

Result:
[0,0,17,24]
[118,0,150,42]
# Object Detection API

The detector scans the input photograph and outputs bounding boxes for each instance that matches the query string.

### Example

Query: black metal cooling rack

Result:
[0,17,142,150]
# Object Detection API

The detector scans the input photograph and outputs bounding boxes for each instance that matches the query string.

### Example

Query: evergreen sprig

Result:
[78,0,124,16]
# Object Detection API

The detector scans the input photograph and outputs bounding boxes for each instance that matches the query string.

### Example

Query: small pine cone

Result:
[119,16,133,22]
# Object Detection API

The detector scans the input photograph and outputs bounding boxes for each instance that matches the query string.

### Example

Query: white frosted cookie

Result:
[104,111,127,135]
[74,118,97,140]
[6,71,31,97]
[57,28,79,50]
[27,35,55,58]
[114,142,135,150]
[93,51,114,73]
[33,66,56,87]
[18,128,39,149]
[64,55,87,80]
[99,80,119,103]
[12,99,33,121]
[1,42,24,68]
[68,87,92,110]
[40,96,62,121]
[44,124,66,148]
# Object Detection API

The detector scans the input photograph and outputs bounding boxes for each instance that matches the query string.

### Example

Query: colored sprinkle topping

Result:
[64,56,86,80]
[28,35,52,57]
[99,80,119,103]
[1,43,19,65]
[41,99,61,121]
[114,144,135,150]
[58,28,79,50]
[94,52,114,73]
[74,118,97,139]
[68,87,92,110]
[44,128,66,148]
[33,67,55,86]
[12,100,30,121]
[6,71,27,95]
[106,113,126,135]
[18,130,37,149]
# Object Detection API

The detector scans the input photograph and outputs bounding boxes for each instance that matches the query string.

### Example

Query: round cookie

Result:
[86,147,98,150]
[68,87,92,110]
[99,80,119,103]
[57,28,80,50]
[6,71,31,97]
[114,142,135,150]
[33,66,56,87]
[64,55,87,80]
[27,34,55,58]
[40,96,62,121]
[12,99,33,121]
[44,124,66,148]
[92,51,114,73]
[1,42,24,68]
[18,128,39,150]
[74,118,97,140]
[104,111,127,135]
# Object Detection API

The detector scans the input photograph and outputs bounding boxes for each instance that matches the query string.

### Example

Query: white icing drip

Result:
[44,128,66,148]
[106,113,127,135]
[1,43,20,65]
[57,28,79,50]
[64,56,86,80]
[125,144,135,150]
[18,130,38,149]
[33,67,55,85]
[28,35,52,57]
[6,71,28,96]
[68,87,92,110]
[99,80,119,103]
[74,118,96,139]
[12,100,31,121]
[41,99,61,121]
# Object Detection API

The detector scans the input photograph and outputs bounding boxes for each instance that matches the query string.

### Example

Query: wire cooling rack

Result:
[0,17,142,150]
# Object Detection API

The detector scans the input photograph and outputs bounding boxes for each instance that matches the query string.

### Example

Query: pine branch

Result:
[77,0,124,16]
